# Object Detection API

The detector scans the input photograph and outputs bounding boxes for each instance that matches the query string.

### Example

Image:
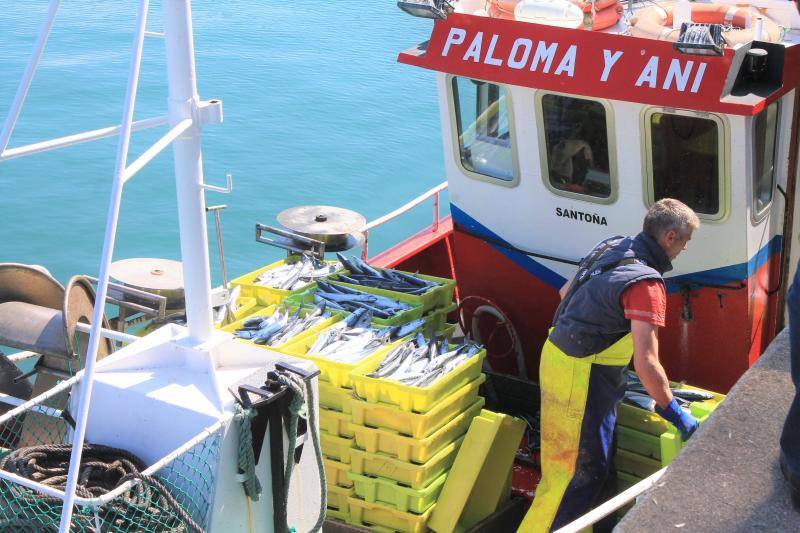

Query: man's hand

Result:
[656,399,700,440]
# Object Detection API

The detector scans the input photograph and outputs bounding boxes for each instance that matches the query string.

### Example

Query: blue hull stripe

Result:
[451,203,783,292]
[451,204,567,289]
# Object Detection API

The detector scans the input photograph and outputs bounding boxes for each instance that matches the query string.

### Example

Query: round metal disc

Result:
[109,258,185,308]
[277,206,366,245]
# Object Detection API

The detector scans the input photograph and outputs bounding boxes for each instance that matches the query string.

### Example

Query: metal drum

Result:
[109,258,185,311]
[277,205,365,251]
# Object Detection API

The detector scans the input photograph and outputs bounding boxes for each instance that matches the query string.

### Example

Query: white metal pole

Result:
[0,115,168,162]
[0,0,61,154]
[57,1,150,529]
[163,0,214,343]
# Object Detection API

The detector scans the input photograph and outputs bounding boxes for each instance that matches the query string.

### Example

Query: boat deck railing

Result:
[360,181,448,261]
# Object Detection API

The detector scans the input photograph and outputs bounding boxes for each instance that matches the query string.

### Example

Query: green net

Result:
[0,382,224,532]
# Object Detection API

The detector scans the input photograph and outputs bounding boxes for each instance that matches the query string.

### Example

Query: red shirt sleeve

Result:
[621,280,666,327]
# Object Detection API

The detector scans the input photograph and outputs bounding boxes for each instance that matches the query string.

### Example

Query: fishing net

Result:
[0,379,223,532]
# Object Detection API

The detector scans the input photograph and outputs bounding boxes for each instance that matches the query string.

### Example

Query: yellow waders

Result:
[517,333,633,533]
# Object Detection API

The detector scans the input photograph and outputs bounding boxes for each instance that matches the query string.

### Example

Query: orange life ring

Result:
[571,0,618,13]
[487,0,519,19]
[488,0,622,30]
[588,3,623,30]
[630,4,782,45]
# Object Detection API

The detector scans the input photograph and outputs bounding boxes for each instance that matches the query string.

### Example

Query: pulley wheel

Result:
[277,205,366,246]
[109,258,185,309]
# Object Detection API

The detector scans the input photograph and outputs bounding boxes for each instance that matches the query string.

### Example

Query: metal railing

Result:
[361,181,448,261]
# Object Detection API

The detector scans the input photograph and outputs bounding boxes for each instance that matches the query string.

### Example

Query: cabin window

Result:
[538,93,614,201]
[451,77,517,184]
[648,111,722,217]
[753,102,779,218]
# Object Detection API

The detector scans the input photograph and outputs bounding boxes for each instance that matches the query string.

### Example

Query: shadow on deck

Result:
[618,328,798,532]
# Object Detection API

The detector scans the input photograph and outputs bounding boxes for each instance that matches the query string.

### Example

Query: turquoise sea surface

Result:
[0,1,445,286]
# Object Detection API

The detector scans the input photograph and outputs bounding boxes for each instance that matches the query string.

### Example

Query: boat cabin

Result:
[391,0,800,393]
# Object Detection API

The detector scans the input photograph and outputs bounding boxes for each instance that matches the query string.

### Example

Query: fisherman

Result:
[519,198,701,532]
[781,255,800,510]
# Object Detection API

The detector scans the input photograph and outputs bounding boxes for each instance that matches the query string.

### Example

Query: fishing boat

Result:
[1,0,799,531]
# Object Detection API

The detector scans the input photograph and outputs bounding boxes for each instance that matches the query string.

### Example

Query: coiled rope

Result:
[274,372,327,533]
[0,444,203,532]
[234,405,262,501]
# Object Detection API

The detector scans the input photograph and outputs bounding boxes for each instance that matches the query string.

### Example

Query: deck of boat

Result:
[618,327,798,532]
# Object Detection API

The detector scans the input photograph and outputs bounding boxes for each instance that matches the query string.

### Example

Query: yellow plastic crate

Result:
[347,471,447,514]
[349,436,464,489]
[349,348,486,413]
[327,484,354,512]
[320,408,355,438]
[323,457,354,488]
[229,296,258,323]
[321,431,355,464]
[326,508,350,523]
[347,497,434,533]
[348,375,486,439]
[350,399,484,463]
[318,381,355,414]
[230,256,343,306]
[280,324,405,388]
[219,304,341,352]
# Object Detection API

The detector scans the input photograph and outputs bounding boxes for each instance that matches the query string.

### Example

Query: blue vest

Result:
[549,232,673,358]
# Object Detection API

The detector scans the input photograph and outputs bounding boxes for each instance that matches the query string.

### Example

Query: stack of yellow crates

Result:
[318,342,486,532]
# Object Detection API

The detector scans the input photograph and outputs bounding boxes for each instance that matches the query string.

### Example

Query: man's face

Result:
[660,228,693,260]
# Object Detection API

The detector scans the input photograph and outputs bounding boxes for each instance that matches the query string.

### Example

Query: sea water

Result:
[0,0,445,286]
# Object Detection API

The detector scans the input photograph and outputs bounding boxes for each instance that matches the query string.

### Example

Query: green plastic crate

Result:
[284,286,424,328]
[616,379,725,467]
[423,302,457,331]
[331,270,456,314]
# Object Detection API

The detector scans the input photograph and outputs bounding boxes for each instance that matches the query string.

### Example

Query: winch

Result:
[256,205,366,258]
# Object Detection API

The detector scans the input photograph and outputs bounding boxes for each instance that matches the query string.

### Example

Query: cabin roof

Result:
[398,10,800,116]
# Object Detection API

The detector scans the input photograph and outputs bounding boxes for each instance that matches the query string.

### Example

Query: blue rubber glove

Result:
[656,398,699,440]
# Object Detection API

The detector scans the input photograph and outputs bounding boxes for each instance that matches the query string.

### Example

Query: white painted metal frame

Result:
[0,0,221,529]
[57,0,152,527]
[361,181,448,260]
[0,0,61,154]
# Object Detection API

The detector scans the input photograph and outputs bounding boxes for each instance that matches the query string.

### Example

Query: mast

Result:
[163,0,214,343]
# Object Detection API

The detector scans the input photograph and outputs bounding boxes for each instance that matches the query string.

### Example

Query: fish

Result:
[672,388,714,402]
[328,259,440,294]
[623,391,656,412]
[366,335,482,388]
[233,303,330,347]
[254,253,342,291]
[311,282,414,319]
[302,313,411,364]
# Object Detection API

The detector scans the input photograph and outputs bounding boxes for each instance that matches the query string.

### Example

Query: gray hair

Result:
[643,198,700,239]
